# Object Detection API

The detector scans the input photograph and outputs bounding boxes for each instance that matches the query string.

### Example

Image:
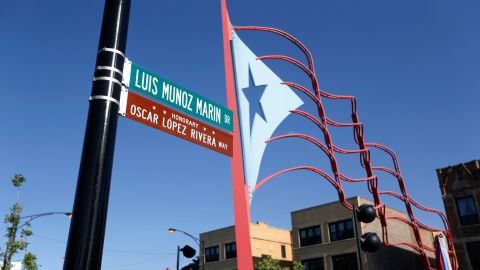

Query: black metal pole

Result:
[63,0,130,269]
[176,246,180,270]
[200,240,204,270]
[353,207,365,270]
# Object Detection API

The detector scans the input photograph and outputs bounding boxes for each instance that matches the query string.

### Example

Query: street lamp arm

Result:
[18,211,72,229]
[171,228,200,246]
[169,228,204,270]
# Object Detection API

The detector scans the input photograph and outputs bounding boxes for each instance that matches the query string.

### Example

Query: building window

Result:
[302,257,324,270]
[261,254,272,259]
[329,219,354,242]
[299,225,322,247]
[332,253,358,270]
[205,246,219,263]
[466,241,480,268]
[455,196,479,226]
[281,245,286,258]
[225,242,236,259]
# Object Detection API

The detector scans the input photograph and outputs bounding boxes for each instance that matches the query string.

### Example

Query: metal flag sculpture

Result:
[221,1,457,269]
[231,31,304,202]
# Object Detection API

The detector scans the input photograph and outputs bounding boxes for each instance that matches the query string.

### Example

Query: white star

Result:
[152,106,156,110]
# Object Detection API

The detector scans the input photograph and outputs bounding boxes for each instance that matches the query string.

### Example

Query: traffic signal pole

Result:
[63,0,131,269]
[176,246,180,270]
[353,207,365,270]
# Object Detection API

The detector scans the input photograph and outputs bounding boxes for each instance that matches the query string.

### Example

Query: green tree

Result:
[255,257,304,270]
[292,261,305,270]
[255,257,284,270]
[181,256,199,270]
[0,174,38,270]
[22,253,38,270]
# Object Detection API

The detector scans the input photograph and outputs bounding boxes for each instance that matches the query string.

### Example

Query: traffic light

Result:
[357,204,376,223]
[360,232,381,252]
[355,204,381,252]
[181,245,196,258]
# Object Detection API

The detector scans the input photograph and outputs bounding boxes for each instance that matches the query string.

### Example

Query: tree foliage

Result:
[256,257,285,270]
[292,261,305,270]
[180,256,199,270]
[11,174,26,189]
[0,174,38,270]
[255,257,304,270]
[22,253,38,270]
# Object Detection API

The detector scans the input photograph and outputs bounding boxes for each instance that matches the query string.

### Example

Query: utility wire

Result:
[32,235,174,256]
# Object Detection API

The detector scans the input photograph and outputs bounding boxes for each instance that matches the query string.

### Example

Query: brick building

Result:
[200,197,436,270]
[437,160,480,269]
[291,197,435,270]
[200,222,293,270]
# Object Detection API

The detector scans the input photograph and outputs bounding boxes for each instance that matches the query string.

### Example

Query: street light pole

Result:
[169,228,204,270]
[1,211,71,268]
[19,212,72,229]
[176,245,180,270]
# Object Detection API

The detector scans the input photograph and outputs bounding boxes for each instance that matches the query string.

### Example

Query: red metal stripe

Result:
[221,1,254,270]
[234,25,457,269]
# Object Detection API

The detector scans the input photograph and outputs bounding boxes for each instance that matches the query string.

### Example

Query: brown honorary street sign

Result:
[120,91,233,156]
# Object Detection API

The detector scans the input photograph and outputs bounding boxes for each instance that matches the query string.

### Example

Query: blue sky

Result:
[0,1,479,269]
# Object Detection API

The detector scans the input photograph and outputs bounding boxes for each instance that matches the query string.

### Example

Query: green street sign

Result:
[123,59,233,132]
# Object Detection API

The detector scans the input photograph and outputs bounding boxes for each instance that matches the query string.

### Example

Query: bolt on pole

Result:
[63,0,131,269]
